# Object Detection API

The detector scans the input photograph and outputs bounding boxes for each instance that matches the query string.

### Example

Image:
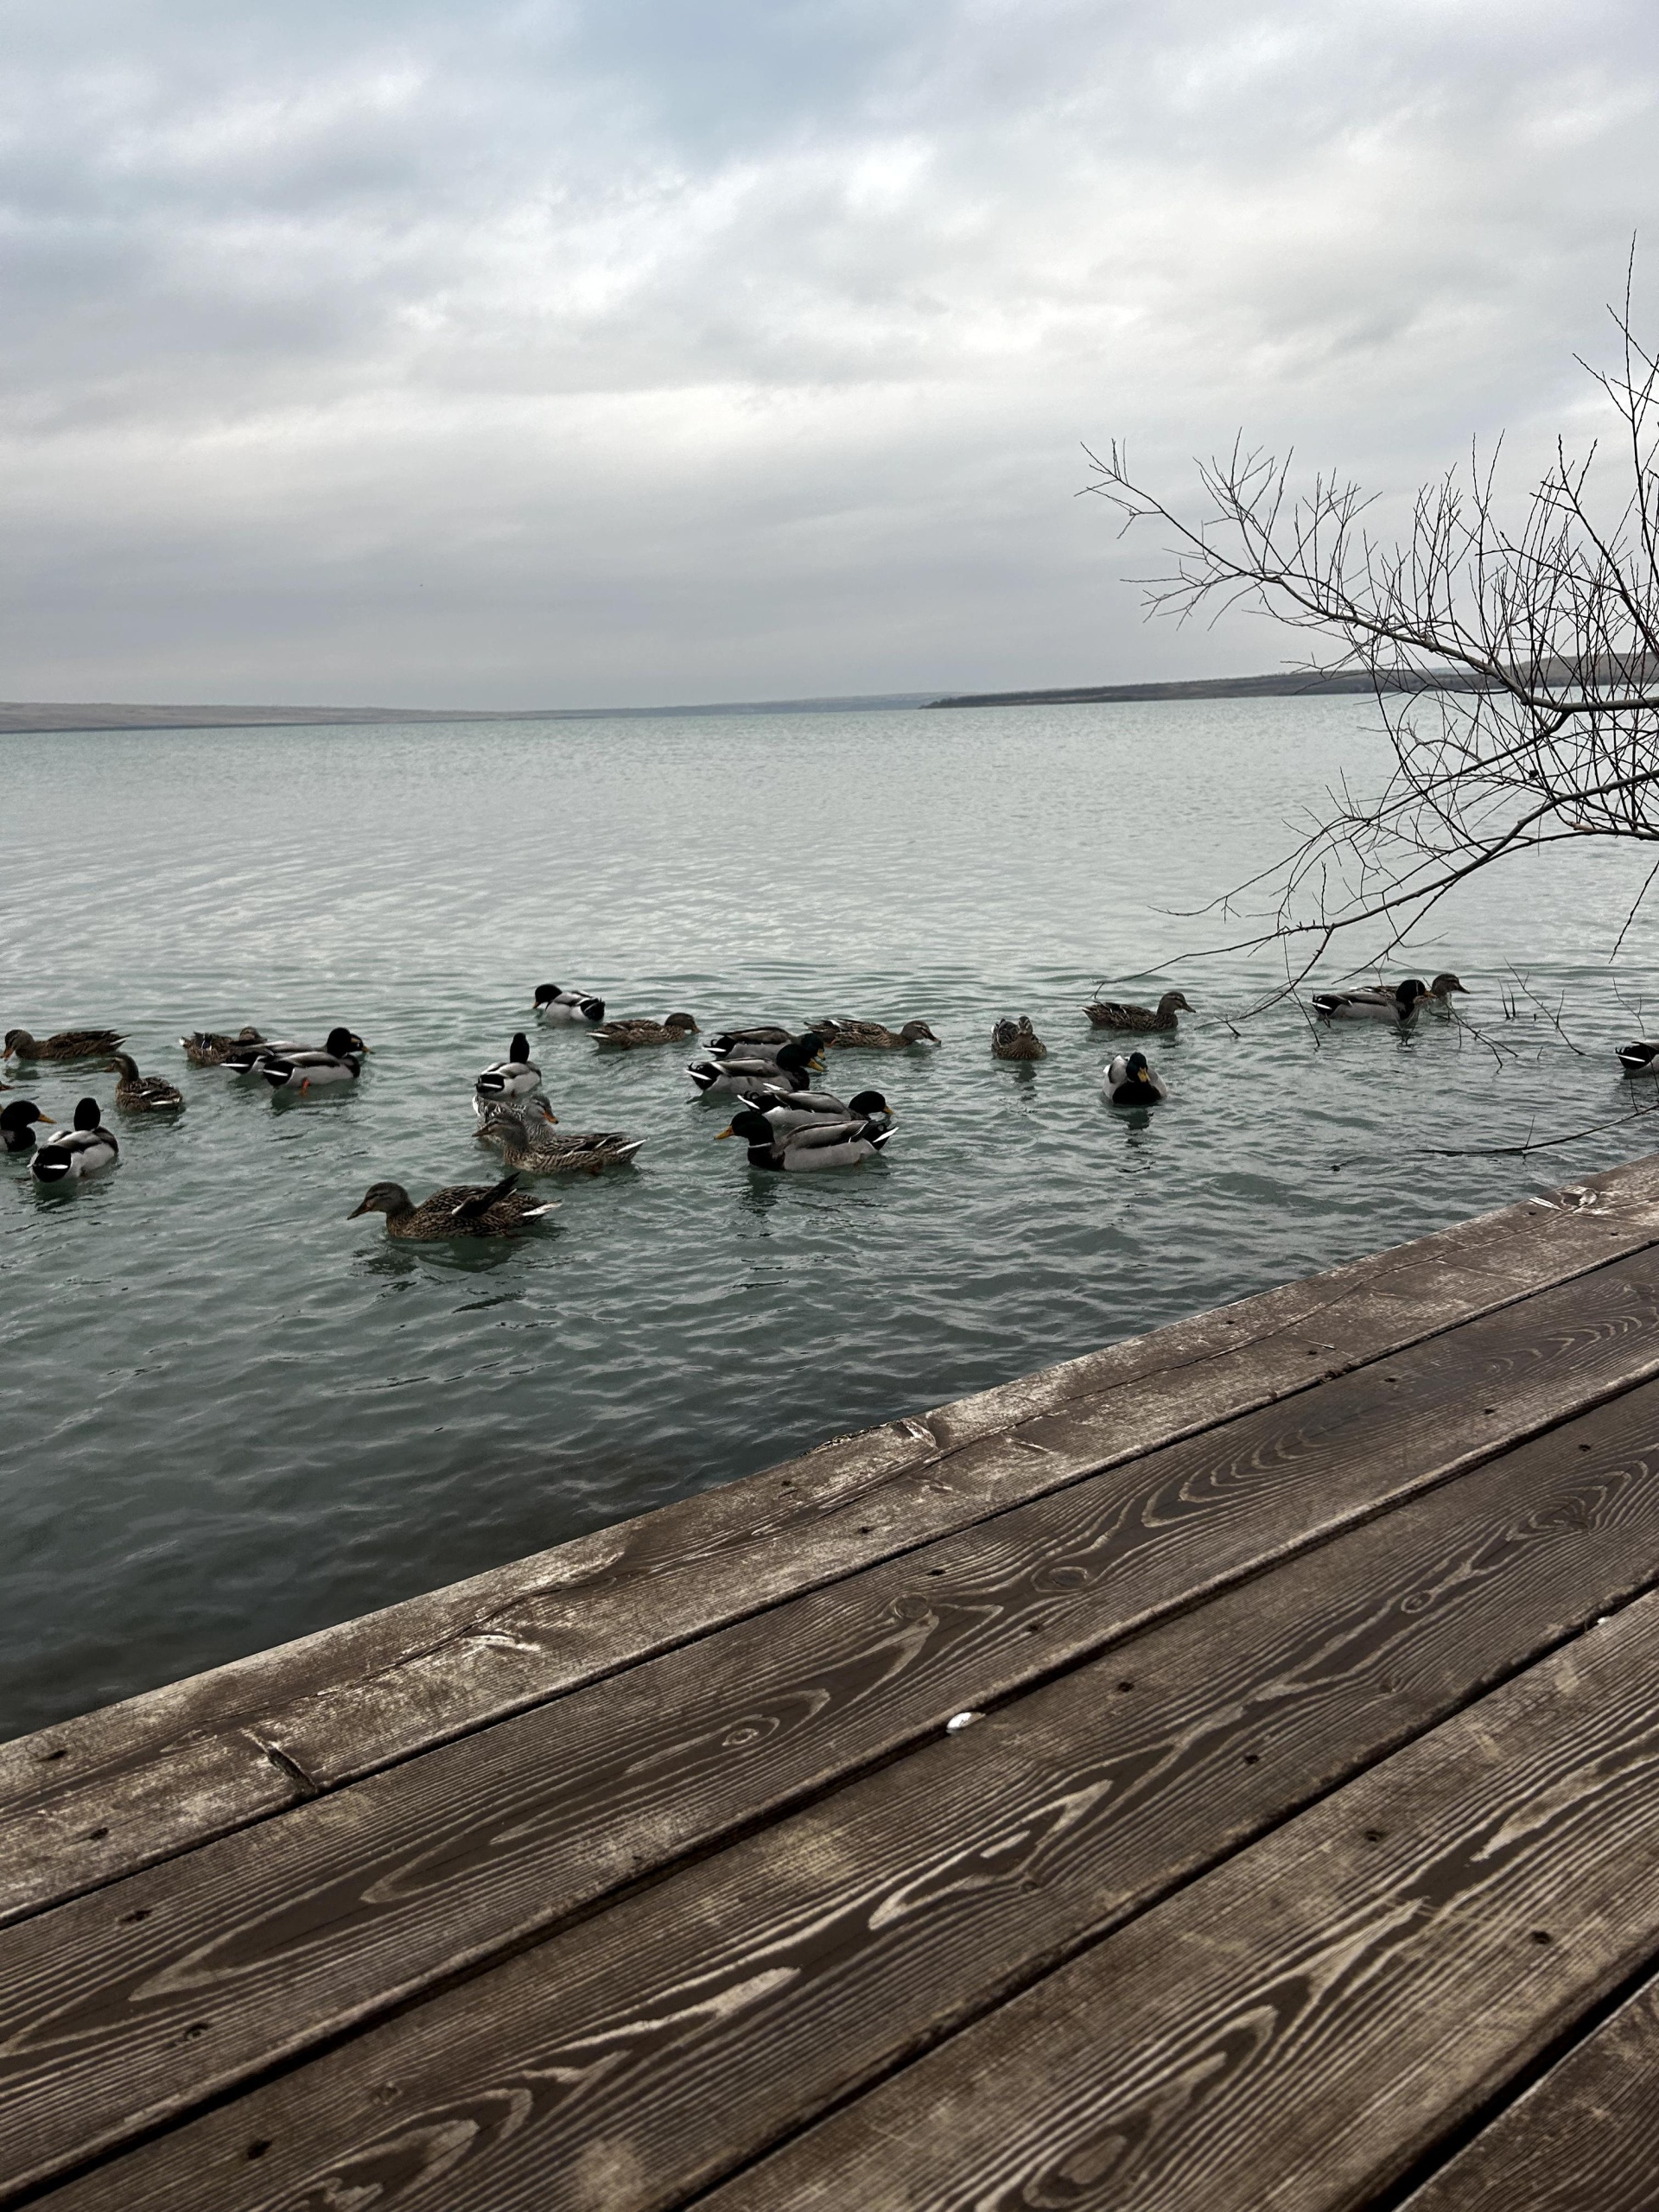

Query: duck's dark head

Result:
[72,1096,102,1130]
[508,1033,531,1062]
[899,1021,940,1044]
[0,1100,49,1133]
[2,1031,27,1058]
[324,1027,365,1057]
[664,1012,698,1033]
[775,1034,826,1072]
[349,1181,412,1218]
[721,1110,774,1144]
[1125,1052,1152,1081]
[1427,973,1468,997]
[848,1090,892,1116]
[1397,979,1429,1010]
[104,1054,139,1080]
[1159,992,1193,1015]
[532,983,561,1008]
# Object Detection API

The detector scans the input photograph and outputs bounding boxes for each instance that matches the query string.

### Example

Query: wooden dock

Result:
[10,1157,1659,2209]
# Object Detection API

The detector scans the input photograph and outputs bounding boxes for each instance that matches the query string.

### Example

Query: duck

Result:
[687,1034,828,1096]
[4,1027,124,1064]
[260,1028,366,1091]
[474,1033,543,1098]
[593,1013,699,1049]
[531,983,606,1024]
[1421,972,1470,1007]
[482,1108,645,1174]
[180,1026,266,1066]
[1084,990,1192,1033]
[347,1173,558,1240]
[720,1087,893,1136]
[30,1096,119,1182]
[1,1100,54,1156]
[992,1016,1047,1061]
[704,1025,804,1056]
[105,1053,185,1111]
[808,1019,942,1050]
[219,1029,365,1075]
[721,1109,893,1172]
[1103,1050,1169,1104]
[1311,979,1428,1025]
[1344,973,1467,1011]
[1618,1040,1659,1075]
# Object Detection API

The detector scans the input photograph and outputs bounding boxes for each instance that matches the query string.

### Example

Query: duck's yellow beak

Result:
[541,1107,558,1124]
[715,1124,734,1139]
[37,1114,54,1125]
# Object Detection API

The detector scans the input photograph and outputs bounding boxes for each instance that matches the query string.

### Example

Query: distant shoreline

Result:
[0,668,1474,736]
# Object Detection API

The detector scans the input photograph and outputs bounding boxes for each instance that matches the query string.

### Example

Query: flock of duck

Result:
[8,967,1659,1236]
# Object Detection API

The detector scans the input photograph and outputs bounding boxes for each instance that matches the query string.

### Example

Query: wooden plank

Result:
[29,1371,1659,2212]
[6,1159,1659,1923]
[14,1266,1659,2202]
[1398,1972,1659,2210]
[696,1588,1659,2212]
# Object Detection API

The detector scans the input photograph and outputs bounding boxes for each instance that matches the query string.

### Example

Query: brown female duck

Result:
[992,1016,1047,1061]
[1084,990,1192,1033]
[593,1013,699,1048]
[810,1018,941,1049]
[105,1054,185,1111]
[348,1174,558,1240]
[4,1027,124,1063]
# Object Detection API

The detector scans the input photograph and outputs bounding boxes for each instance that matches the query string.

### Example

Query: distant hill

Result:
[926,669,1484,709]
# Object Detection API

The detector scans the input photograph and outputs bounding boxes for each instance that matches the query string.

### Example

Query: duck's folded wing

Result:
[780,1120,864,1151]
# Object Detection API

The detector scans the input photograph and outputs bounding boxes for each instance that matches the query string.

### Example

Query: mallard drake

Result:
[4,1027,124,1063]
[486,1109,644,1174]
[593,1013,699,1048]
[1103,1050,1169,1104]
[721,1086,893,1135]
[1618,1040,1659,1075]
[475,1033,542,1098]
[721,1109,893,1171]
[261,1028,366,1090]
[808,1019,941,1049]
[992,1016,1047,1061]
[348,1173,557,1239]
[105,1053,185,1111]
[1084,990,1192,1033]
[531,983,606,1024]
[1,1100,54,1156]
[687,1034,828,1095]
[1311,979,1427,1025]
[220,1029,364,1074]
[30,1096,118,1182]
[180,1026,265,1066]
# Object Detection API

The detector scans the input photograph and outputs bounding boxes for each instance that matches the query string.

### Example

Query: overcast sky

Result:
[1,0,1656,708]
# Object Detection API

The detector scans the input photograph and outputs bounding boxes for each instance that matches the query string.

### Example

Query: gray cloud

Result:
[1,0,1656,702]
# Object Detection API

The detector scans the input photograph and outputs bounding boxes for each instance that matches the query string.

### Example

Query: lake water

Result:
[6,696,1659,1740]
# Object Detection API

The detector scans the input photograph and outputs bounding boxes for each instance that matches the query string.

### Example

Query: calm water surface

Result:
[6,696,1659,1737]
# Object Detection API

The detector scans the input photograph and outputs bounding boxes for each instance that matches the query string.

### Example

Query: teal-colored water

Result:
[5,697,1657,1739]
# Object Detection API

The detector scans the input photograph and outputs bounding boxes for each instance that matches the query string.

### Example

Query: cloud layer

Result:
[3,0,1657,704]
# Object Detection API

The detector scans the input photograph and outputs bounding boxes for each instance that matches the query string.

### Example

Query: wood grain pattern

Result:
[34,1376,1659,2212]
[1398,1973,1659,2210]
[13,1258,1659,2202]
[6,1159,1654,1937]
[700,1586,1659,2212]
[5,1160,1656,1923]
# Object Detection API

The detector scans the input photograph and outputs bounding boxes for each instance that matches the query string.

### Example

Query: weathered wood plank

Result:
[6,1163,1659,1925]
[694,1592,1659,2212]
[30,1376,1659,2212]
[1397,1973,1659,2210]
[14,1262,1659,2201]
